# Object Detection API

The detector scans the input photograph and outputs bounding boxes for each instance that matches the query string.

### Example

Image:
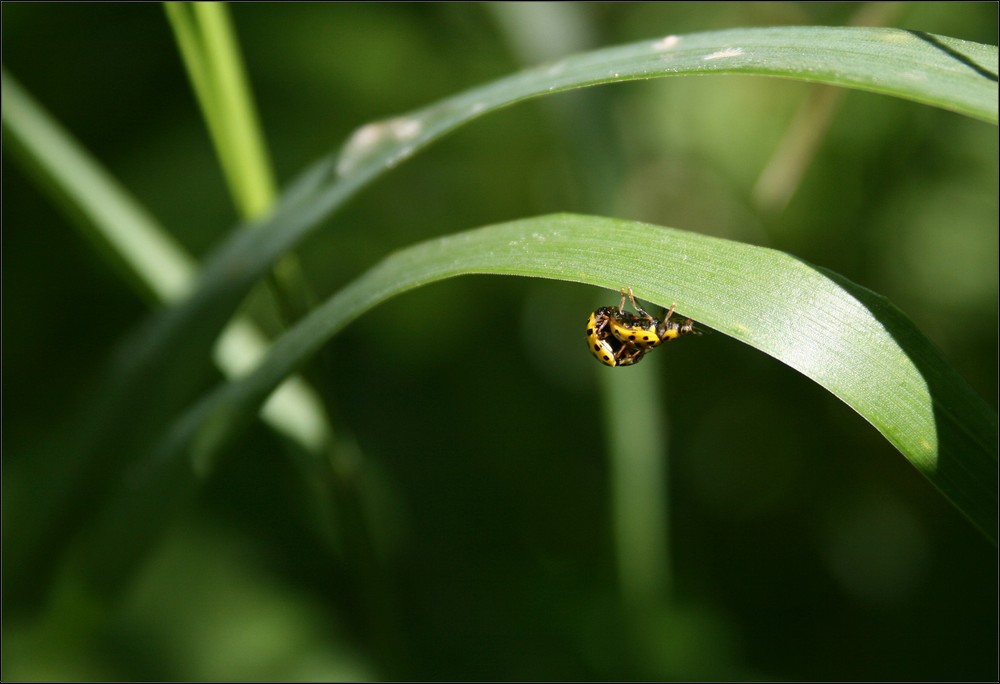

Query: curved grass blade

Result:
[76,213,995,597]
[187,217,1000,541]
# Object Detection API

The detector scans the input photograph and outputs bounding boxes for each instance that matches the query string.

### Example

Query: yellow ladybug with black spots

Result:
[585,288,698,367]
[586,306,648,367]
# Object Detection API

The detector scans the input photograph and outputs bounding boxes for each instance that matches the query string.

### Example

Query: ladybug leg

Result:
[595,311,610,336]
[614,341,638,363]
[618,288,628,314]
[614,343,627,361]
[661,303,676,324]
[626,287,655,323]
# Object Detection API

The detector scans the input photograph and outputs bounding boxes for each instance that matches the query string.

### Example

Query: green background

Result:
[3,3,997,680]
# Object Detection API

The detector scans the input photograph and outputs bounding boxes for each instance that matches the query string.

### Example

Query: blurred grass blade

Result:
[2,74,196,304]
[165,3,317,320]
[602,360,672,607]
[164,2,277,218]
[83,214,995,599]
[752,2,915,213]
[1,71,330,453]
[2,71,332,608]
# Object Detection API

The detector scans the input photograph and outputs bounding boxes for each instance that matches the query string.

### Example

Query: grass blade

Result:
[1,72,333,608]
[1,71,330,451]
[87,214,994,602]
[164,2,277,218]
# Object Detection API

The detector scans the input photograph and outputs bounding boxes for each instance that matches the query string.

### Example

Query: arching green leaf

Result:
[120,215,996,572]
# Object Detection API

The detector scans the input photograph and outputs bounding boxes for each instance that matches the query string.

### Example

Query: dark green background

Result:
[4,3,997,680]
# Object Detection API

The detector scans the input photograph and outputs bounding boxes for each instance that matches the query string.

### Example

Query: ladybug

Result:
[608,288,698,349]
[586,288,698,367]
[586,306,648,367]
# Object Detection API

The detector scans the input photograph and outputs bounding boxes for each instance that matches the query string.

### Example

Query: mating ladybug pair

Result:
[586,288,699,367]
